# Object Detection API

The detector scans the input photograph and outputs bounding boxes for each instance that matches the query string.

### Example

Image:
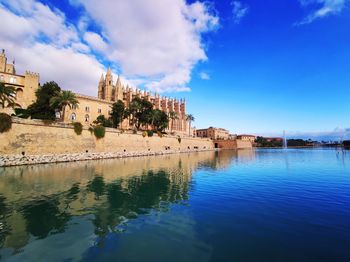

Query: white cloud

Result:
[0,0,104,95]
[0,0,218,94]
[231,1,249,24]
[83,32,108,53]
[298,0,348,24]
[77,0,218,92]
[199,72,210,80]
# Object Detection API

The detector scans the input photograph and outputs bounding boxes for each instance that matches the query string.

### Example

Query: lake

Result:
[0,149,350,261]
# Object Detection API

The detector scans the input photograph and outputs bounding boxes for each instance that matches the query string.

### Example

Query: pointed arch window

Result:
[70,113,76,121]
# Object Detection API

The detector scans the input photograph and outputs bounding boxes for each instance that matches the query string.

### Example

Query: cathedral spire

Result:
[116,75,121,87]
[99,73,104,82]
[106,66,112,76]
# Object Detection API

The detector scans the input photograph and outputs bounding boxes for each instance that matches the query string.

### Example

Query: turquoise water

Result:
[0,149,350,261]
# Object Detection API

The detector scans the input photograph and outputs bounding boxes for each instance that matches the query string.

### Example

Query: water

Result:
[0,149,350,262]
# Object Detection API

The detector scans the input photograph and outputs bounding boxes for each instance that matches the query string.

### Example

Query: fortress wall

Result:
[0,118,214,165]
[236,139,253,149]
[214,139,252,149]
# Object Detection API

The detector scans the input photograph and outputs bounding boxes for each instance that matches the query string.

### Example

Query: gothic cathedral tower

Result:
[104,67,113,101]
[97,73,105,99]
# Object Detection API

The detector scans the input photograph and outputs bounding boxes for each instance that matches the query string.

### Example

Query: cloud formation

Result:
[231,1,249,24]
[0,0,218,94]
[298,0,348,24]
[199,72,210,80]
[77,0,218,92]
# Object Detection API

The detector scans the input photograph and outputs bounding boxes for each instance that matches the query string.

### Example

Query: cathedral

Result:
[0,49,189,134]
[94,67,188,133]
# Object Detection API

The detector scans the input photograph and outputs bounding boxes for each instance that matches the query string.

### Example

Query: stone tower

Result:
[115,75,123,101]
[0,49,6,72]
[97,73,105,99]
[104,67,113,101]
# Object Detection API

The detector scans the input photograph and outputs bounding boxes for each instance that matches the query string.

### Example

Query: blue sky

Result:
[0,0,349,138]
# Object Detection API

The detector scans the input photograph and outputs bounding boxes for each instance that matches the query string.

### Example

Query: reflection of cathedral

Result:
[0,152,216,255]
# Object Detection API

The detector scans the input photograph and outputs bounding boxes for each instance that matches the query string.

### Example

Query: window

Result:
[0,75,4,82]
[98,108,102,114]
[85,106,90,112]
[70,113,76,121]
[16,88,23,99]
[85,114,89,122]
[9,77,14,83]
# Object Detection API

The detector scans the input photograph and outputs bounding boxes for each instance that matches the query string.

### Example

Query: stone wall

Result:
[0,118,214,166]
[214,139,252,149]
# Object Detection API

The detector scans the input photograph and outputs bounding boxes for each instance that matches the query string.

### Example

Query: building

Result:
[196,127,230,140]
[237,134,256,143]
[0,50,189,134]
[265,137,283,142]
[0,49,39,111]
[64,67,188,133]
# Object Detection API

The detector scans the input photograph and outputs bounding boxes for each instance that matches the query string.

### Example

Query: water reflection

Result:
[0,150,254,258]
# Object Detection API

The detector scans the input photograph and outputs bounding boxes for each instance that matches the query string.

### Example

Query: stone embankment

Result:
[0,148,215,167]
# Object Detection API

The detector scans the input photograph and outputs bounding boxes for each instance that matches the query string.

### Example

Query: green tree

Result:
[0,83,19,109]
[168,111,178,133]
[126,97,153,129]
[138,98,153,129]
[152,109,169,131]
[126,97,142,128]
[94,115,113,127]
[50,90,79,122]
[186,114,195,137]
[27,81,61,120]
[110,100,126,128]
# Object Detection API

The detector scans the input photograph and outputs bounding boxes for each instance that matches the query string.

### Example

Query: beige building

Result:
[237,134,256,143]
[0,49,39,110]
[1,50,189,134]
[196,127,230,140]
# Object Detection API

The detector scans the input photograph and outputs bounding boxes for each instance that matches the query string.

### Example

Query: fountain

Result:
[283,130,287,149]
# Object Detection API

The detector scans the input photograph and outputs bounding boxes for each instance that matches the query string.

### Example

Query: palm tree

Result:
[50,90,79,121]
[186,114,195,137]
[168,111,178,133]
[0,83,19,109]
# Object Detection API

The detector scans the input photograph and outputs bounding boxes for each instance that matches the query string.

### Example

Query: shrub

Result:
[94,125,105,139]
[177,136,181,144]
[13,108,30,119]
[157,131,163,137]
[73,122,83,135]
[147,130,153,137]
[88,126,94,134]
[132,129,137,134]
[142,131,147,137]
[0,113,12,133]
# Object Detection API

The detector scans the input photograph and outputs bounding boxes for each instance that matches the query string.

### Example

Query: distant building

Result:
[265,137,283,142]
[196,127,230,140]
[229,134,237,140]
[237,134,256,142]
